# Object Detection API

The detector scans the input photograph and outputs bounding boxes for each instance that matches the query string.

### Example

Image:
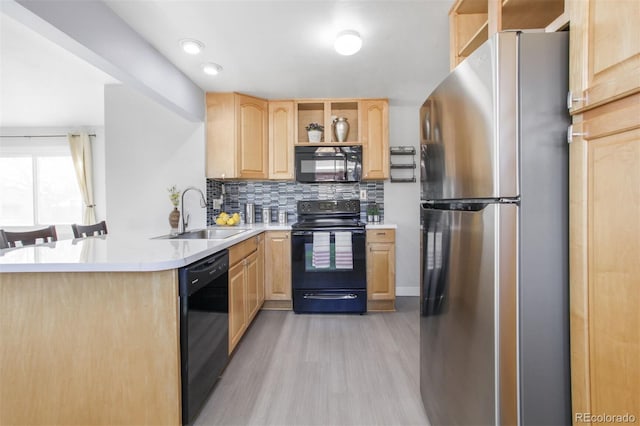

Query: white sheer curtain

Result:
[68,132,96,224]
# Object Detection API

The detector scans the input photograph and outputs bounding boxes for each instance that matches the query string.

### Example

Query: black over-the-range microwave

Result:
[294,146,362,183]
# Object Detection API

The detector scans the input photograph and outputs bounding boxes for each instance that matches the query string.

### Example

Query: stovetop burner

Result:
[292,200,364,230]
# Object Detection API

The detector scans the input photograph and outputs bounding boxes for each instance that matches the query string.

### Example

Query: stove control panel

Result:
[297,200,360,215]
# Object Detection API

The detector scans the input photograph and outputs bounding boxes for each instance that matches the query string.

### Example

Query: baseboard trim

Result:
[396,286,419,296]
[262,300,292,310]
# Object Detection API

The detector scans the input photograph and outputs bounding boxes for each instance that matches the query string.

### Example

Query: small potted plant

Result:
[305,122,324,143]
[167,185,181,234]
[367,202,379,223]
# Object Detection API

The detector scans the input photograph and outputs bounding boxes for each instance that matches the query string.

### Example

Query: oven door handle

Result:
[303,293,359,300]
[292,229,366,236]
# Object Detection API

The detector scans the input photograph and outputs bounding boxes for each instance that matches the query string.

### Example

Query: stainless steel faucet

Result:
[181,186,207,233]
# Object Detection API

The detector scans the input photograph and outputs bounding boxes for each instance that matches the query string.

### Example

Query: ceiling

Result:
[1,0,453,128]
[0,13,119,128]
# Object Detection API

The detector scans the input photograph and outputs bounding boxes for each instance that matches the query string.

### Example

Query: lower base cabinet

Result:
[263,230,292,310]
[228,260,247,354]
[367,229,396,311]
[0,271,181,425]
[228,235,264,354]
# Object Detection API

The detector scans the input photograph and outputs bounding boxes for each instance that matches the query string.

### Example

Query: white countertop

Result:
[365,223,397,229]
[0,224,291,273]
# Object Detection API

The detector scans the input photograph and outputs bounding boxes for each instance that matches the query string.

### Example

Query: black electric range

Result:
[291,200,366,314]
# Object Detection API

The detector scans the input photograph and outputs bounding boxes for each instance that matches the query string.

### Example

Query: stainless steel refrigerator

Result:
[419,31,571,425]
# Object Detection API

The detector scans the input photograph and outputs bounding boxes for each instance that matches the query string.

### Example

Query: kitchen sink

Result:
[156,228,248,240]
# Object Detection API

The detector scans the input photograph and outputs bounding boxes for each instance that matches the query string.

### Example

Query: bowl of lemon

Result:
[215,212,241,226]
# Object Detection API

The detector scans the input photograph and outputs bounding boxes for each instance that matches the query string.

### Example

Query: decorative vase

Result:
[169,207,180,231]
[308,130,323,143]
[334,117,349,142]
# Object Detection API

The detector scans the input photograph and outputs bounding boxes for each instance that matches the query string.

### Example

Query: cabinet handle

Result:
[285,234,289,239]
[376,232,386,235]
[567,124,586,144]
[567,91,585,110]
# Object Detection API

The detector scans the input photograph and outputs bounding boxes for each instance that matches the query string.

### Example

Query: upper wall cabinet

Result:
[361,99,389,180]
[294,98,389,180]
[207,95,389,181]
[568,0,640,113]
[206,93,268,179]
[449,0,568,69]
[268,101,295,179]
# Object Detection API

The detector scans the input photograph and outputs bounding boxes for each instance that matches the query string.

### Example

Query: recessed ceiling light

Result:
[334,30,362,56]
[201,63,223,76]
[180,39,204,55]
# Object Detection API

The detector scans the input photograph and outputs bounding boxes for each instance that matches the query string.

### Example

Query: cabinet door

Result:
[206,92,237,178]
[367,229,396,311]
[246,251,260,322]
[257,234,265,306]
[361,100,389,180]
[237,94,268,179]
[570,95,640,420]
[569,0,640,112]
[228,261,247,354]
[269,101,294,179]
[265,231,291,301]
[367,242,395,300]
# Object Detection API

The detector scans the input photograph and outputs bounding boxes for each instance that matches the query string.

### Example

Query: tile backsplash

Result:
[206,180,384,225]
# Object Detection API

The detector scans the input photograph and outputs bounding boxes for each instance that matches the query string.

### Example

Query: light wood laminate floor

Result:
[195,297,430,426]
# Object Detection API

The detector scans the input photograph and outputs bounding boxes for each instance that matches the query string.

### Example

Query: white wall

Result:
[104,84,205,238]
[384,105,422,296]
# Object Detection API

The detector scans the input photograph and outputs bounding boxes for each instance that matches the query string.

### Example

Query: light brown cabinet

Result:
[295,100,360,144]
[263,230,292,310]
[228,259,247,354]
[208,96,389,181]
[361,99,389,180]
[294,98,389,180]
[568,0,640,113]
[366,229,396,311]
[268,101,295,179]
[449,0,567,69]
[0,271,181,425]
[228,235,263,353]
[206,92,268,179]
[569,1,640,421]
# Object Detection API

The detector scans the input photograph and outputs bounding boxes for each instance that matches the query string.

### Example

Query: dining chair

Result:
[0,225,58,248]
[71,220,108,238]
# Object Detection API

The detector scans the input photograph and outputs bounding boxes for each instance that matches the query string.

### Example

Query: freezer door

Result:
[420,202,518,425]
[420,32,518,200]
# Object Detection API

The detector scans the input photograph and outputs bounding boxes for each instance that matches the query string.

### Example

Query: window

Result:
[0,137,83,226]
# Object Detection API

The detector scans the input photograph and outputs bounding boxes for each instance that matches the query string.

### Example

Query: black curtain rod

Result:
[0,134,96,138]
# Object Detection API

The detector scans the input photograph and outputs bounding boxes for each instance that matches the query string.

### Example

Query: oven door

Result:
[291,228,367,313]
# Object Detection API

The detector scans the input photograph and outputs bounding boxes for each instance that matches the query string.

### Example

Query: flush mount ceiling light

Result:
[334,30,362,56]
[201,62,223,76]
[180,39,204,55]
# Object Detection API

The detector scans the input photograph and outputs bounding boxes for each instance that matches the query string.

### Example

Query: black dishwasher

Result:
[179,250,229,425]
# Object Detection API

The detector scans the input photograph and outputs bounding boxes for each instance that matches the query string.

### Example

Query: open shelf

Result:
[297,102,325,143]
[389,146,416,183]
[296,99,360,144]
[501,0,565,30]
[449,0,566,68]
[458,20,489,58]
